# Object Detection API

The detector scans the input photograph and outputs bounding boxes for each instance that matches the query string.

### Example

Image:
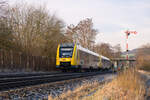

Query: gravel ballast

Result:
[0,73,115,100]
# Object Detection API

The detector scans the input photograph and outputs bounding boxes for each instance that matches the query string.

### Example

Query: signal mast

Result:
[124,30,137,60]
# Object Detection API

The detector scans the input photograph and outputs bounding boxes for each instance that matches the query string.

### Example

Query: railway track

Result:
[0,71,112,92]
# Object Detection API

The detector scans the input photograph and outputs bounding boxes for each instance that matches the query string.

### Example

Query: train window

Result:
[59,47,74,58]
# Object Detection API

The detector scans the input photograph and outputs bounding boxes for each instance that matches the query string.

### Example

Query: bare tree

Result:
[66,18,98,50]
[0,0,8,18]
[95,43,113,58]
[0,17,13,50]
[0,3,68,70]
[113,44,122,58]
[0,0,13,50]
[6,4,65,56]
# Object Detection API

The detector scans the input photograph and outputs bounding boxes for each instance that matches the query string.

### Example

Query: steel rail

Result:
[0,71,112,92]
[0,72,83,83]
[0,72,69,78]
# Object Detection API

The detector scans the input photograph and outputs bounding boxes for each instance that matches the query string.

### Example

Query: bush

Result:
[137,56,150,71]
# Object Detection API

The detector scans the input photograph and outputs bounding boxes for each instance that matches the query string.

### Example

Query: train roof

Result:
[77,45,99,57]
[101,55,110,60]
[77,45,110,61]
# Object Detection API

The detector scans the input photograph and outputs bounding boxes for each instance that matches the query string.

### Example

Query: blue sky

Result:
[9,0,150,51]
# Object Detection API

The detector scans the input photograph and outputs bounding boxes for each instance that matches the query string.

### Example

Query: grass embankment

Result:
[48,81,101,100]
[84,69,145,100]
[49,69,145,100]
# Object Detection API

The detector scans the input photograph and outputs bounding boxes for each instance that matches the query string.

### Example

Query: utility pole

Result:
[124,30,137,60]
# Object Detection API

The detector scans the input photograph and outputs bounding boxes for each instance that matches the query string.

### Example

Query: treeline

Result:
[0,2,69,71]
[0,1,121,72]
[0,3,67,56]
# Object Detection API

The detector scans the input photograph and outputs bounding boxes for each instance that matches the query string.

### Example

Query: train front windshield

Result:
[59,47,74,58]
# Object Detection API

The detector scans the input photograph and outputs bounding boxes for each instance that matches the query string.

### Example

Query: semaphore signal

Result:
[124,30,137,60]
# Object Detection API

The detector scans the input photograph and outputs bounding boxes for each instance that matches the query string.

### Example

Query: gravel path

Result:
[0,73,115,100]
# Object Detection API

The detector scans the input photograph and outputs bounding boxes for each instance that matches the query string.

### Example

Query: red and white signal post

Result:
[124,30,137,60]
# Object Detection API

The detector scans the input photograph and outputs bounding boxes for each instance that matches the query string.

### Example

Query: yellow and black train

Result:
[56,43,112,72]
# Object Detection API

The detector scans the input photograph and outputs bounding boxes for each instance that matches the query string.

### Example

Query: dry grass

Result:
[83,68,146,100]
[48,81,101,100]
[48,68,145,100]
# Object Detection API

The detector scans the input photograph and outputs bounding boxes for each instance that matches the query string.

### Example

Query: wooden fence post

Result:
[27,55,29,71]
[0,49,54,72]
[19,52,22,71]
[33,56,35,71]
[10,50,13,70]
[0,49,4,71]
